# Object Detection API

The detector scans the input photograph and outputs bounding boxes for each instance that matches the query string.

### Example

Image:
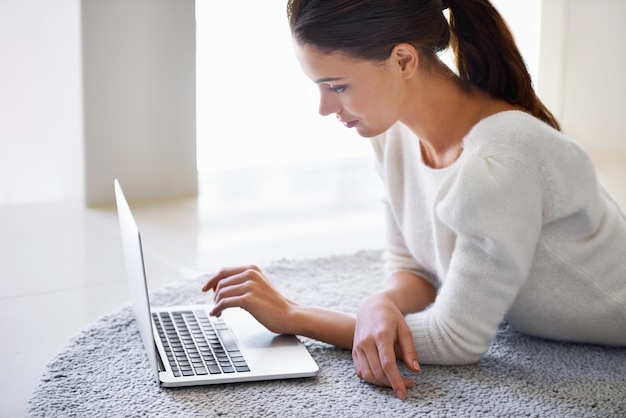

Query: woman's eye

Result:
[327,85,347,94]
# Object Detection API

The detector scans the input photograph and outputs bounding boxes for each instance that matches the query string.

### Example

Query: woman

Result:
[203,0,626,400]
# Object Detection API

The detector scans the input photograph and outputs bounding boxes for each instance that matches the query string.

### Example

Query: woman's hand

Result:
[202,265,358,349]
[352,291,421,400]
[201,265,296,335]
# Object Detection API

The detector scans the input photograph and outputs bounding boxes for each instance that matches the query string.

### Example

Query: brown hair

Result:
[287,0,560,130]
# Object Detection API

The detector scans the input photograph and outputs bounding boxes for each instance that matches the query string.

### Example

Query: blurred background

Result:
[1,0,624,416]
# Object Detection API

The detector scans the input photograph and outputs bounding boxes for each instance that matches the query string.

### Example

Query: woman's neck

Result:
[400,66,517,169]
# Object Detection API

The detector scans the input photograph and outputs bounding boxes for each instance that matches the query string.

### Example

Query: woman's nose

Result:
[318,91,339,117]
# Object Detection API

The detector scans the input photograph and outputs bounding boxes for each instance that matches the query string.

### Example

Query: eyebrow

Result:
[314,77,346,84]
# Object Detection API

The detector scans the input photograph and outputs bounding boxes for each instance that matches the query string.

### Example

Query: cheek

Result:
[353,107,398,138]
[355,93,400,132]
[360,80,399,116]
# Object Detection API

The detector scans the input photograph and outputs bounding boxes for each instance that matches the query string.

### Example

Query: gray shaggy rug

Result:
[27,250,626,417]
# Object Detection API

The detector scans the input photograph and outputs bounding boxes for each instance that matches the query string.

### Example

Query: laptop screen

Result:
[114,179,161,382]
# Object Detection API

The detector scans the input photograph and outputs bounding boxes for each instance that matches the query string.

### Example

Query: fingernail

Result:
[413,360,421,372]
[396,390,406,400]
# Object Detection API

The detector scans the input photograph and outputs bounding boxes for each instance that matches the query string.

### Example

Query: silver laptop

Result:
[114,179,319,387]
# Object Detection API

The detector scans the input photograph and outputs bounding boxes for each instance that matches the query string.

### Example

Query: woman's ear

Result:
[391,43,419,79]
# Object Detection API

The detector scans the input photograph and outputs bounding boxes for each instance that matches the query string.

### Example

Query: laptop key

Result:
[208,365,222,374]
[215,327,239,352]
[194,367,208,375]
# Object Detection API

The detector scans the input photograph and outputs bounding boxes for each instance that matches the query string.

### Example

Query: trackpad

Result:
[241,331,299,349]
[222,307,301,349]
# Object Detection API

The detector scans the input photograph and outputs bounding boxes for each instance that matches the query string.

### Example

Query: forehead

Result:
[293,42,385,83]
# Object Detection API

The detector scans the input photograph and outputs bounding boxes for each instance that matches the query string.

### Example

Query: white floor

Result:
[1,153,624,417]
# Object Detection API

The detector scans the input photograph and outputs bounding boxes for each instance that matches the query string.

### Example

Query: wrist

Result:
[370,288,402,308]
[282,301,304,335]
[287,304,355,349]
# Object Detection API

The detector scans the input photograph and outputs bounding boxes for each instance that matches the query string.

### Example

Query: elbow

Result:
[428,346,486,366]
[443,349,483,366]
[407,311,494,365]
[423,326,491,365]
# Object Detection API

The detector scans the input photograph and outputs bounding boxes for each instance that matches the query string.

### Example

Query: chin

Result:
[356,125,389,139]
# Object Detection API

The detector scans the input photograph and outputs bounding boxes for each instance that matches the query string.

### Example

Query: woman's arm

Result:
[289,304,355,349]
[291,270,436,348]
[202,265,435,399]
[378,270,437,314]
[202,266,435,346]
[201,265,355,348]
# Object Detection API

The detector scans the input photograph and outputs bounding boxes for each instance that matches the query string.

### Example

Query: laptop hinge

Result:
[155,343,166,372]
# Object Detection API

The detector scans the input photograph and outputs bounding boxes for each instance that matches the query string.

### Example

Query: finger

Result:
[353,346,414,398]
[353,346,380,384]
[352,348,363,379]
[213,278,248,301]
[210,293,248,317]
[212,268,266,300]
[201,265,259,292]
[376,341,412,400]
[210,273,257,316]
[354,341,393,388]
[211,268,273,318]
[397,321,421,373]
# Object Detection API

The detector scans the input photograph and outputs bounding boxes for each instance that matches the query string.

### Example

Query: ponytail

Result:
[447,0,561,130]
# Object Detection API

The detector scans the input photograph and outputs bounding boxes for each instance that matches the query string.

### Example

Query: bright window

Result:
[195,1,372,173]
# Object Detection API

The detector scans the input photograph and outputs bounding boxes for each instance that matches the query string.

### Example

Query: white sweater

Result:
[371,111,626,365]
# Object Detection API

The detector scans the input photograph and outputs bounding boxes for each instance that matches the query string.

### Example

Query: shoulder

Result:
[462,110,598,201]
[441,111,598,226]
[463,110,589,167]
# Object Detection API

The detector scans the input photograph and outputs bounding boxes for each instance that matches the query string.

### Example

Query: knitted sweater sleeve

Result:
[406,154,544,364]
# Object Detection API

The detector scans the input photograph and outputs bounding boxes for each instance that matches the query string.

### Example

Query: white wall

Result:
[0,0,197,207]
[195,1,372,173]
[491,0,542,83]
[82,0,197,205]
[561,0,626,154]
[538,0,626,155]
[0,0,83,206]
[536,0,568,121]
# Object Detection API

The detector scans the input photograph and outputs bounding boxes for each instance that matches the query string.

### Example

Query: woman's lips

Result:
[342,120,358,128]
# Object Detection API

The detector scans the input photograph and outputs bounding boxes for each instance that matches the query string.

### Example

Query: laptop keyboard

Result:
[152,310,250,377]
